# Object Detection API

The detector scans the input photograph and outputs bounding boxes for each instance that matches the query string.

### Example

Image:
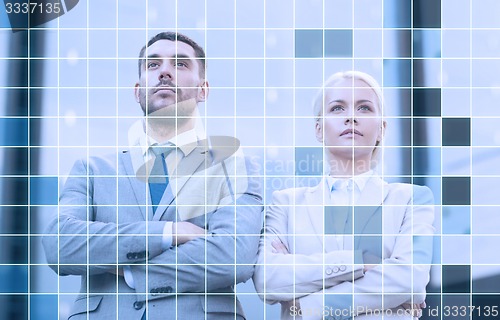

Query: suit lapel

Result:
[120,151,150,221]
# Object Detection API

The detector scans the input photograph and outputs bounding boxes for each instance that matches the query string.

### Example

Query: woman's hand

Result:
[401,301,426,319]
[272,239,289,254]
[271,240,302,312]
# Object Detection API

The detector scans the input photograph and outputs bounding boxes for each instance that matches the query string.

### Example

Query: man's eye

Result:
[175,61,188,67]
[147,62,159,69]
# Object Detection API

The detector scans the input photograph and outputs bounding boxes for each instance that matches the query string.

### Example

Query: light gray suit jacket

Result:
[43,141,263,320]
[253,176,434,320]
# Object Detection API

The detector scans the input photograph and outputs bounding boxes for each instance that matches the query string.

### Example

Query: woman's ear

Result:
[197,80,209,102]
[377,120,387,142]
[315,120,323,143]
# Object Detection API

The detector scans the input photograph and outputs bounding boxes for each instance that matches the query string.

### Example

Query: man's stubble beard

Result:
[139,91,198,140]
[139,88,198,126]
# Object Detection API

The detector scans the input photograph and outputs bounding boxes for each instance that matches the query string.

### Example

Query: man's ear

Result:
[134,82,141,103]
[315,120,323,143]
[377,120,387,142]
[197,80,209,102]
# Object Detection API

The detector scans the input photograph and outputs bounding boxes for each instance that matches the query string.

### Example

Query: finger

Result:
[272,240,287,252]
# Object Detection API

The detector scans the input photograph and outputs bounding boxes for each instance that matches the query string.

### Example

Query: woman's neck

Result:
[327,155,372,177]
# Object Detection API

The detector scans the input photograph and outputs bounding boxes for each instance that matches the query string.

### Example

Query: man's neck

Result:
[145,117,195,143]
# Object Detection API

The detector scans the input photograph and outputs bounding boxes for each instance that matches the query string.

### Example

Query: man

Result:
[43,32,263,320]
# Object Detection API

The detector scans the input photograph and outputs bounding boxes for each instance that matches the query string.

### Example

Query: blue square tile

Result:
[295,29,323,58]
[295,147,323,176]
[383,59,411,87]
[442,206,471,234]
[383,0,411,28]
[30,176,58,205]
[413,29,441,58]
[324,29,353,57]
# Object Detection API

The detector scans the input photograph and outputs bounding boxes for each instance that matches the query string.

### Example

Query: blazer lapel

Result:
[353,176,389,237]
[120,151,150,221]
[304,179,331,250]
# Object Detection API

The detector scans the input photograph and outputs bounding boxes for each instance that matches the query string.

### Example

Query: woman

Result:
[253,71,434,319]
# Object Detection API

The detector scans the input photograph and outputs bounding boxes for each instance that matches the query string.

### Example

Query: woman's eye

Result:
[330,105,344,112]
[358,105,371,111]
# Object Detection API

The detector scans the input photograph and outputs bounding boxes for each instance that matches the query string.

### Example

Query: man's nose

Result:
[158,63,173,81]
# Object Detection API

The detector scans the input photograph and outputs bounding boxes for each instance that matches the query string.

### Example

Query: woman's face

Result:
[316,78,386,160]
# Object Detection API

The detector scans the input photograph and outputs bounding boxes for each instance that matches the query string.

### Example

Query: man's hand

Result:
[172,221,206,246]
[401,301,426,319]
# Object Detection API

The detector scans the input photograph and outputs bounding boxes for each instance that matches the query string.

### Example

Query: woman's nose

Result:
[344,116,358,125]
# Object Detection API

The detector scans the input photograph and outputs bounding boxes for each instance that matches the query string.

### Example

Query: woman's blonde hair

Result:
[313,71,385,167]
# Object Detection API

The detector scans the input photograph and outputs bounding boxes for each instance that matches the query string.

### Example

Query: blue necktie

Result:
[148,144,174,214]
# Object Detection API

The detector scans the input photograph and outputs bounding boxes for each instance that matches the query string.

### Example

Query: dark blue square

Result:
[413,0,441,28]
[0,265,28,293]
[442,265,470,293]
[413,88,441,117]
[442,176,470,205]
[0,118,28,146]
[442,118,470,146]
[295,29,323,58]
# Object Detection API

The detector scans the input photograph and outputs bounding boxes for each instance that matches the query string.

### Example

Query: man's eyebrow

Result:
[145,53,162,60]
[145,53,193,60]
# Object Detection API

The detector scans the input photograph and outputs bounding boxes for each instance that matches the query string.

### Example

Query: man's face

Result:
[134,39,208,117]
[316,78,385,161]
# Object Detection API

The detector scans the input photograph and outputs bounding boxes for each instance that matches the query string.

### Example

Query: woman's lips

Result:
[340,128,363,136]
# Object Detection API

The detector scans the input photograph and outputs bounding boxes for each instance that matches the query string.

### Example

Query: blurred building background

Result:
[1,0,499,319]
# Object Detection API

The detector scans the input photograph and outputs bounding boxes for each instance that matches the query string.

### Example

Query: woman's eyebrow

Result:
[327,99,346,104]
[356,99,373,104]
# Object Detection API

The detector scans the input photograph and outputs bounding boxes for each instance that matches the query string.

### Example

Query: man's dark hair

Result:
[138,31,206,78]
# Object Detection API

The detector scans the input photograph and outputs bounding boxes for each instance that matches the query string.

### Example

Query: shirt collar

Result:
[138,124,199,158]
[327,170,374,192]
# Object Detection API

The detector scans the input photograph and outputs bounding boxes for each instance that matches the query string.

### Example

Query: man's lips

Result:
[154,86,176,94]
[340,128,363,136]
